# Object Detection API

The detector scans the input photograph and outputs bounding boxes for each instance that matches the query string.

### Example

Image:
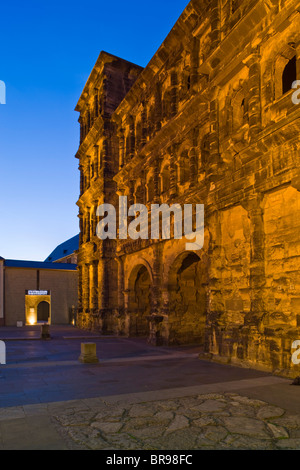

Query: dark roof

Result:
[4,259,77,271]
[44,234,79,263]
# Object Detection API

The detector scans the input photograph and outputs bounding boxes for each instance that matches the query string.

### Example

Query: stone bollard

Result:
[79,343,99,364]
[41,324,51,340]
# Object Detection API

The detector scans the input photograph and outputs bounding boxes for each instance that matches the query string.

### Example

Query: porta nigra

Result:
[75,0,300,376]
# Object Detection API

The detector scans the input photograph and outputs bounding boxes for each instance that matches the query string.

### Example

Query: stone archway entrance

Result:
[128,265,152,337]
[168,252,206,345]
[37,301,50,323]
[25,291,51,325]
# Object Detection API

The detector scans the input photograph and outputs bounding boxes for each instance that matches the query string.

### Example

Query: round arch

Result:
[37,300,50,323]
[127,262,153,338]
[167,251,207,346]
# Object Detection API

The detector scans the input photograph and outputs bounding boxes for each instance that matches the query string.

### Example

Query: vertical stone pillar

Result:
[189,147,197,187]
[210,0,221,51]
[155,83,162,132]
[242,197,266,326]
[246,50,262,139]
[79,165,84,195]
[93,145,99,178]
[191,37,200,91]
[208,88,221,181]
[170,71,178,117]
[79,117,83,145]
[98,259,106,311]
[87,208,91,242]
[92,261,99,312]
[141,103,147,146]
[78,264,83,312]
[83,264,90,313]
[129,116,135,159]
[152,244,161,315]
[118,128,125,169]
[102,135,109,175]
[79,212,83,245]
[205,209,223,355]
[91,203,98,239]
[169,147,178,199]
[117,257,125,312]
[153,158,160,204]
[128,180,135,207]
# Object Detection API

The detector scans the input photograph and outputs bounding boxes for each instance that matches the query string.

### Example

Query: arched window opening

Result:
[282,55,297,95]
[232,90,248,130]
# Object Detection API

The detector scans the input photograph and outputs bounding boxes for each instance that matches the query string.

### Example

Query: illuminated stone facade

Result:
[76,0,300,376]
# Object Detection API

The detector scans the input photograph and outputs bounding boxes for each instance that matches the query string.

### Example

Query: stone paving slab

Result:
[0,375,295,450]
[48,388,300,450]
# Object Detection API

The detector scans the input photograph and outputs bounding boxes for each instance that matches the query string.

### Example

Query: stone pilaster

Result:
[207,88,222,181]
[242,197,266,326]
[153,158,160,204]
[189,147,198,187]
[78,265,83,311]
[92,260,98,311]
[169,149,178,199]
[246,50,262,139]
[83,263,90,313]
[210,0,221,51]
[118,128,125,169]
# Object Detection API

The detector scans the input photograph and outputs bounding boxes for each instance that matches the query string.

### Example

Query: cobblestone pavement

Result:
[51,392,300,450]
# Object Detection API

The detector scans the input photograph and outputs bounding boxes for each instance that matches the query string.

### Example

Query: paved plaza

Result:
[0,326,300,450]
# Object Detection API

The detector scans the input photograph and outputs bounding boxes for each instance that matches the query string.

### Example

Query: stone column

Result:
[153,158,160,204]
[246,49,262,139]
[91,261,99,312]
[98,259,106,311]
[118,128,125,169]
[169,147,178,199]
[79,164,84,195]
[191,37,200,91]
[102,135,109,175]
[128,180,135,207]
[205,209,223,355]
[210,0,221,51]
[78,264,83,312]
[155,83,162,132]
[242,197,266,326]
[79,117,83,145]
[170,71,178,117]
[117,257,125,312]
[141,103,147,146]
[208,87,221,181]
[189,147,198,187]
[83,264,90,313]
[129,116,135,159]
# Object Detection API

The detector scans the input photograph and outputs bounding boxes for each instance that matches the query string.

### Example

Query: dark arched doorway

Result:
[37,301,50,323]
[168,252,206,345]
[129,265,152,337]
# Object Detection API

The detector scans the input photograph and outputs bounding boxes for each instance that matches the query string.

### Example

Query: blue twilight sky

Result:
[0,0,189,261]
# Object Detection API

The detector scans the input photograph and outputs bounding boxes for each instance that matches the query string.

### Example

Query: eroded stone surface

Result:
[52,393,300,450]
